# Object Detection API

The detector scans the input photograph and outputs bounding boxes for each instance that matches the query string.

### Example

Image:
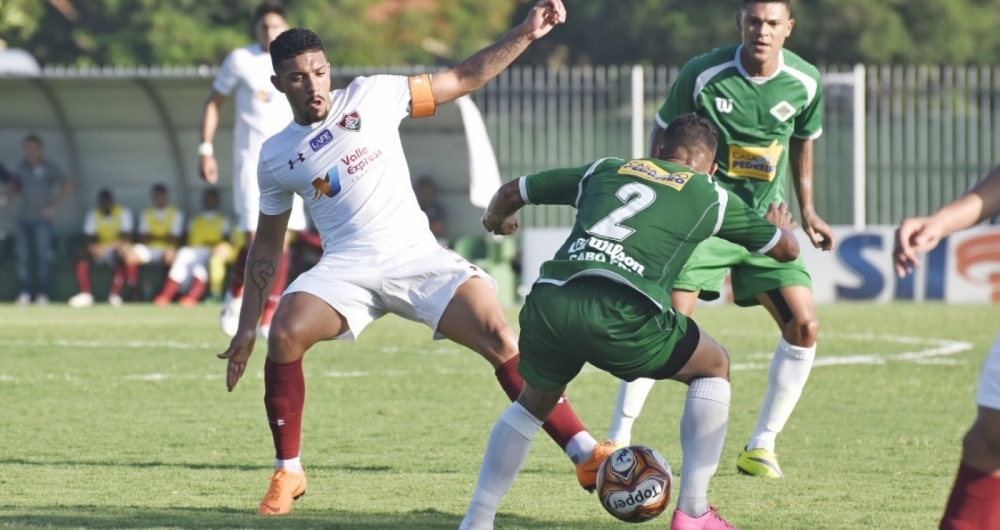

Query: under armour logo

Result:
[288,152,305,170]
[715,97,734,113]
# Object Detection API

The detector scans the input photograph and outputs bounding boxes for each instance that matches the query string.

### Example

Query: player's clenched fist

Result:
[482,212,520,236]
[893,217,942,278]
[519,0,567,41]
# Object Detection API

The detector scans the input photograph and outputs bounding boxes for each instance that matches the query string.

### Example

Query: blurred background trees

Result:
[4,0,1000,67]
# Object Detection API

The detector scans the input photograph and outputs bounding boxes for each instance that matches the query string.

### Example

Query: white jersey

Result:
[213,44,292,163]
[258,75,436,254]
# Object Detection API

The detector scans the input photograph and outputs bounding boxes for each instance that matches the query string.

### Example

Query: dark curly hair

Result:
[660,113,719,158]
[270,28,326,72]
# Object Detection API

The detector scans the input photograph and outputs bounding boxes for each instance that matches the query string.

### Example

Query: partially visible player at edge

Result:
[198,1,309,338]
[216,1,615,516]
[606,0,836,479]
[894,166,1000,530]
[461,114,801,530]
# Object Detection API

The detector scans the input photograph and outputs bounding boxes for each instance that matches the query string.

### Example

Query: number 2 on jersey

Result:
[585,183,656,241]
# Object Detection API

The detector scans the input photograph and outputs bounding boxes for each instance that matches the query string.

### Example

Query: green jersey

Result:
[656,45,823,213]
[522,157,781,310]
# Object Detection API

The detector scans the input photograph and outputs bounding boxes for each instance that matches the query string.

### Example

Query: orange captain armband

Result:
[408,74,436,118]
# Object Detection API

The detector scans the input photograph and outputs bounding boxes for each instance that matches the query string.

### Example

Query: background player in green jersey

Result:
[460,114,799,530]
[607,0,836,479]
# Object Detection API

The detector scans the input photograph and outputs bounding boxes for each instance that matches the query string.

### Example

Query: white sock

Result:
[677,377,730,519]
[747,338,816,452]
[564,431,598,465]
[276,456,301,474]
[460,403,543,530]
[607,378,656,446]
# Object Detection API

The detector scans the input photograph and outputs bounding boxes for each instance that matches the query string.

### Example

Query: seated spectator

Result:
[9,134,72,306]
[154,188,231,307]
[120,183,183,272]
[415,175,447,245]
[68,189,133,308]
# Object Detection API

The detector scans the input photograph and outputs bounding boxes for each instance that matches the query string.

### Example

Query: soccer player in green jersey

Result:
[607,0,836,479]
[460,114,799,530]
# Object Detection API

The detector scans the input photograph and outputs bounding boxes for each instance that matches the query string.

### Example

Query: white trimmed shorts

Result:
[132,244,169,265]
[976,333,1000,410]
[284,244,497,342]
[234,156,308,232]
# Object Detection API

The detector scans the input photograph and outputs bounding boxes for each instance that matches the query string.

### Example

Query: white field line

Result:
[0,333,974,382]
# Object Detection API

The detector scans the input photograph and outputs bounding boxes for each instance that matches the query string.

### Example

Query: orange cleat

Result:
[576,440,621,492]
[152,295,171,307]
[177,295,199,308]
[257,468,307,515]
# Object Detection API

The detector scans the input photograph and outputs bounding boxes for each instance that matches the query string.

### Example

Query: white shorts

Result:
[234,157,308,232]
[284,244,497,342]
[976,333,1000,410]
[132,244,168,264]
[94,247,118,266]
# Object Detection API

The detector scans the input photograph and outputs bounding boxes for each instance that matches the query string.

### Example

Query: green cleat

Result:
[736,447,785,478]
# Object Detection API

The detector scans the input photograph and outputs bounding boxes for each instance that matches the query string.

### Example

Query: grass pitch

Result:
[0,302,994,529]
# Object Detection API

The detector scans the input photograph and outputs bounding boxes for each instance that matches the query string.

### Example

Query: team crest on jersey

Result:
[312,166,342,200]
[255,90,272,102]
[728,140,784,181]
[770,101,796,122]
[617,160,692,191]
[338,110,362,131]
[715,97,734,113]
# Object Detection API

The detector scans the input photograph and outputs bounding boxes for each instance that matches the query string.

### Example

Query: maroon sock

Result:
[230,246,249,296]
[125,264,138,287]
[186,278,207,300]
[75,261,91,293]
[941,462,1000,530]
[158,279,180,300]
[264,357,305,460]
[261,252,290,326]
[494,355,587,450]
[110,266,125,295]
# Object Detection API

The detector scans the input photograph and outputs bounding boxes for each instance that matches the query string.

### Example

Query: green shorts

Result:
[674,237,812,307]
[517,277,701,392]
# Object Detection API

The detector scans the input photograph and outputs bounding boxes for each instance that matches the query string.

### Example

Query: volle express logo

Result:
[338,110,362,131]
[312,166,342,200]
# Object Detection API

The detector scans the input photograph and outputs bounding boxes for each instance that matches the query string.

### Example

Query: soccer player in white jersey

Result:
[198,0,307,339]
[216,3,620,517]
[895,166,1000,530]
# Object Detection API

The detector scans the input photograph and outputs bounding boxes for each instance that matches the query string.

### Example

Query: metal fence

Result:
[472,64,1000,228]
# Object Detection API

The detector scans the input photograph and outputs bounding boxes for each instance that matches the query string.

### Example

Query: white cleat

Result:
[108,293,123,307]
[15,293,30,307]
[34,294,49,306]
[68,292,94,308]
[219,292,241,337]
[257,325,270,340]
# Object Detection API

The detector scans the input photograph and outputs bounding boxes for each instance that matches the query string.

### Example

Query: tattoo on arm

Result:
[455,31,530,86]
[249,257,276,315]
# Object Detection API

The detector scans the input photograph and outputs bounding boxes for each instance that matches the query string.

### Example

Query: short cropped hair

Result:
[151,183,167,194]
[270,28,326,72]
[742,0,791,11]
[23,134,42,146]
[98,188,113,201]
[661,113,719,157]
[253,1,286,26]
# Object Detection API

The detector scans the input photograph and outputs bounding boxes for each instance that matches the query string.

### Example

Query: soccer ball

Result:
[596,445,672,523]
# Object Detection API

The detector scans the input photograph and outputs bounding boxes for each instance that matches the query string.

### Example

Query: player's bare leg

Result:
[606,289,699,447]
[736,285,818,478]
[256,291,348,515]
[940,407,1000,529]
[436,277,603,486]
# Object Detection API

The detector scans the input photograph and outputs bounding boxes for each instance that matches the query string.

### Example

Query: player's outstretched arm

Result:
[429,0,565,106]
[482,179,524,236]
[894,164,1000,277]
[198,91,226,184]
[762,202,800,263]
[217,208,290,392]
